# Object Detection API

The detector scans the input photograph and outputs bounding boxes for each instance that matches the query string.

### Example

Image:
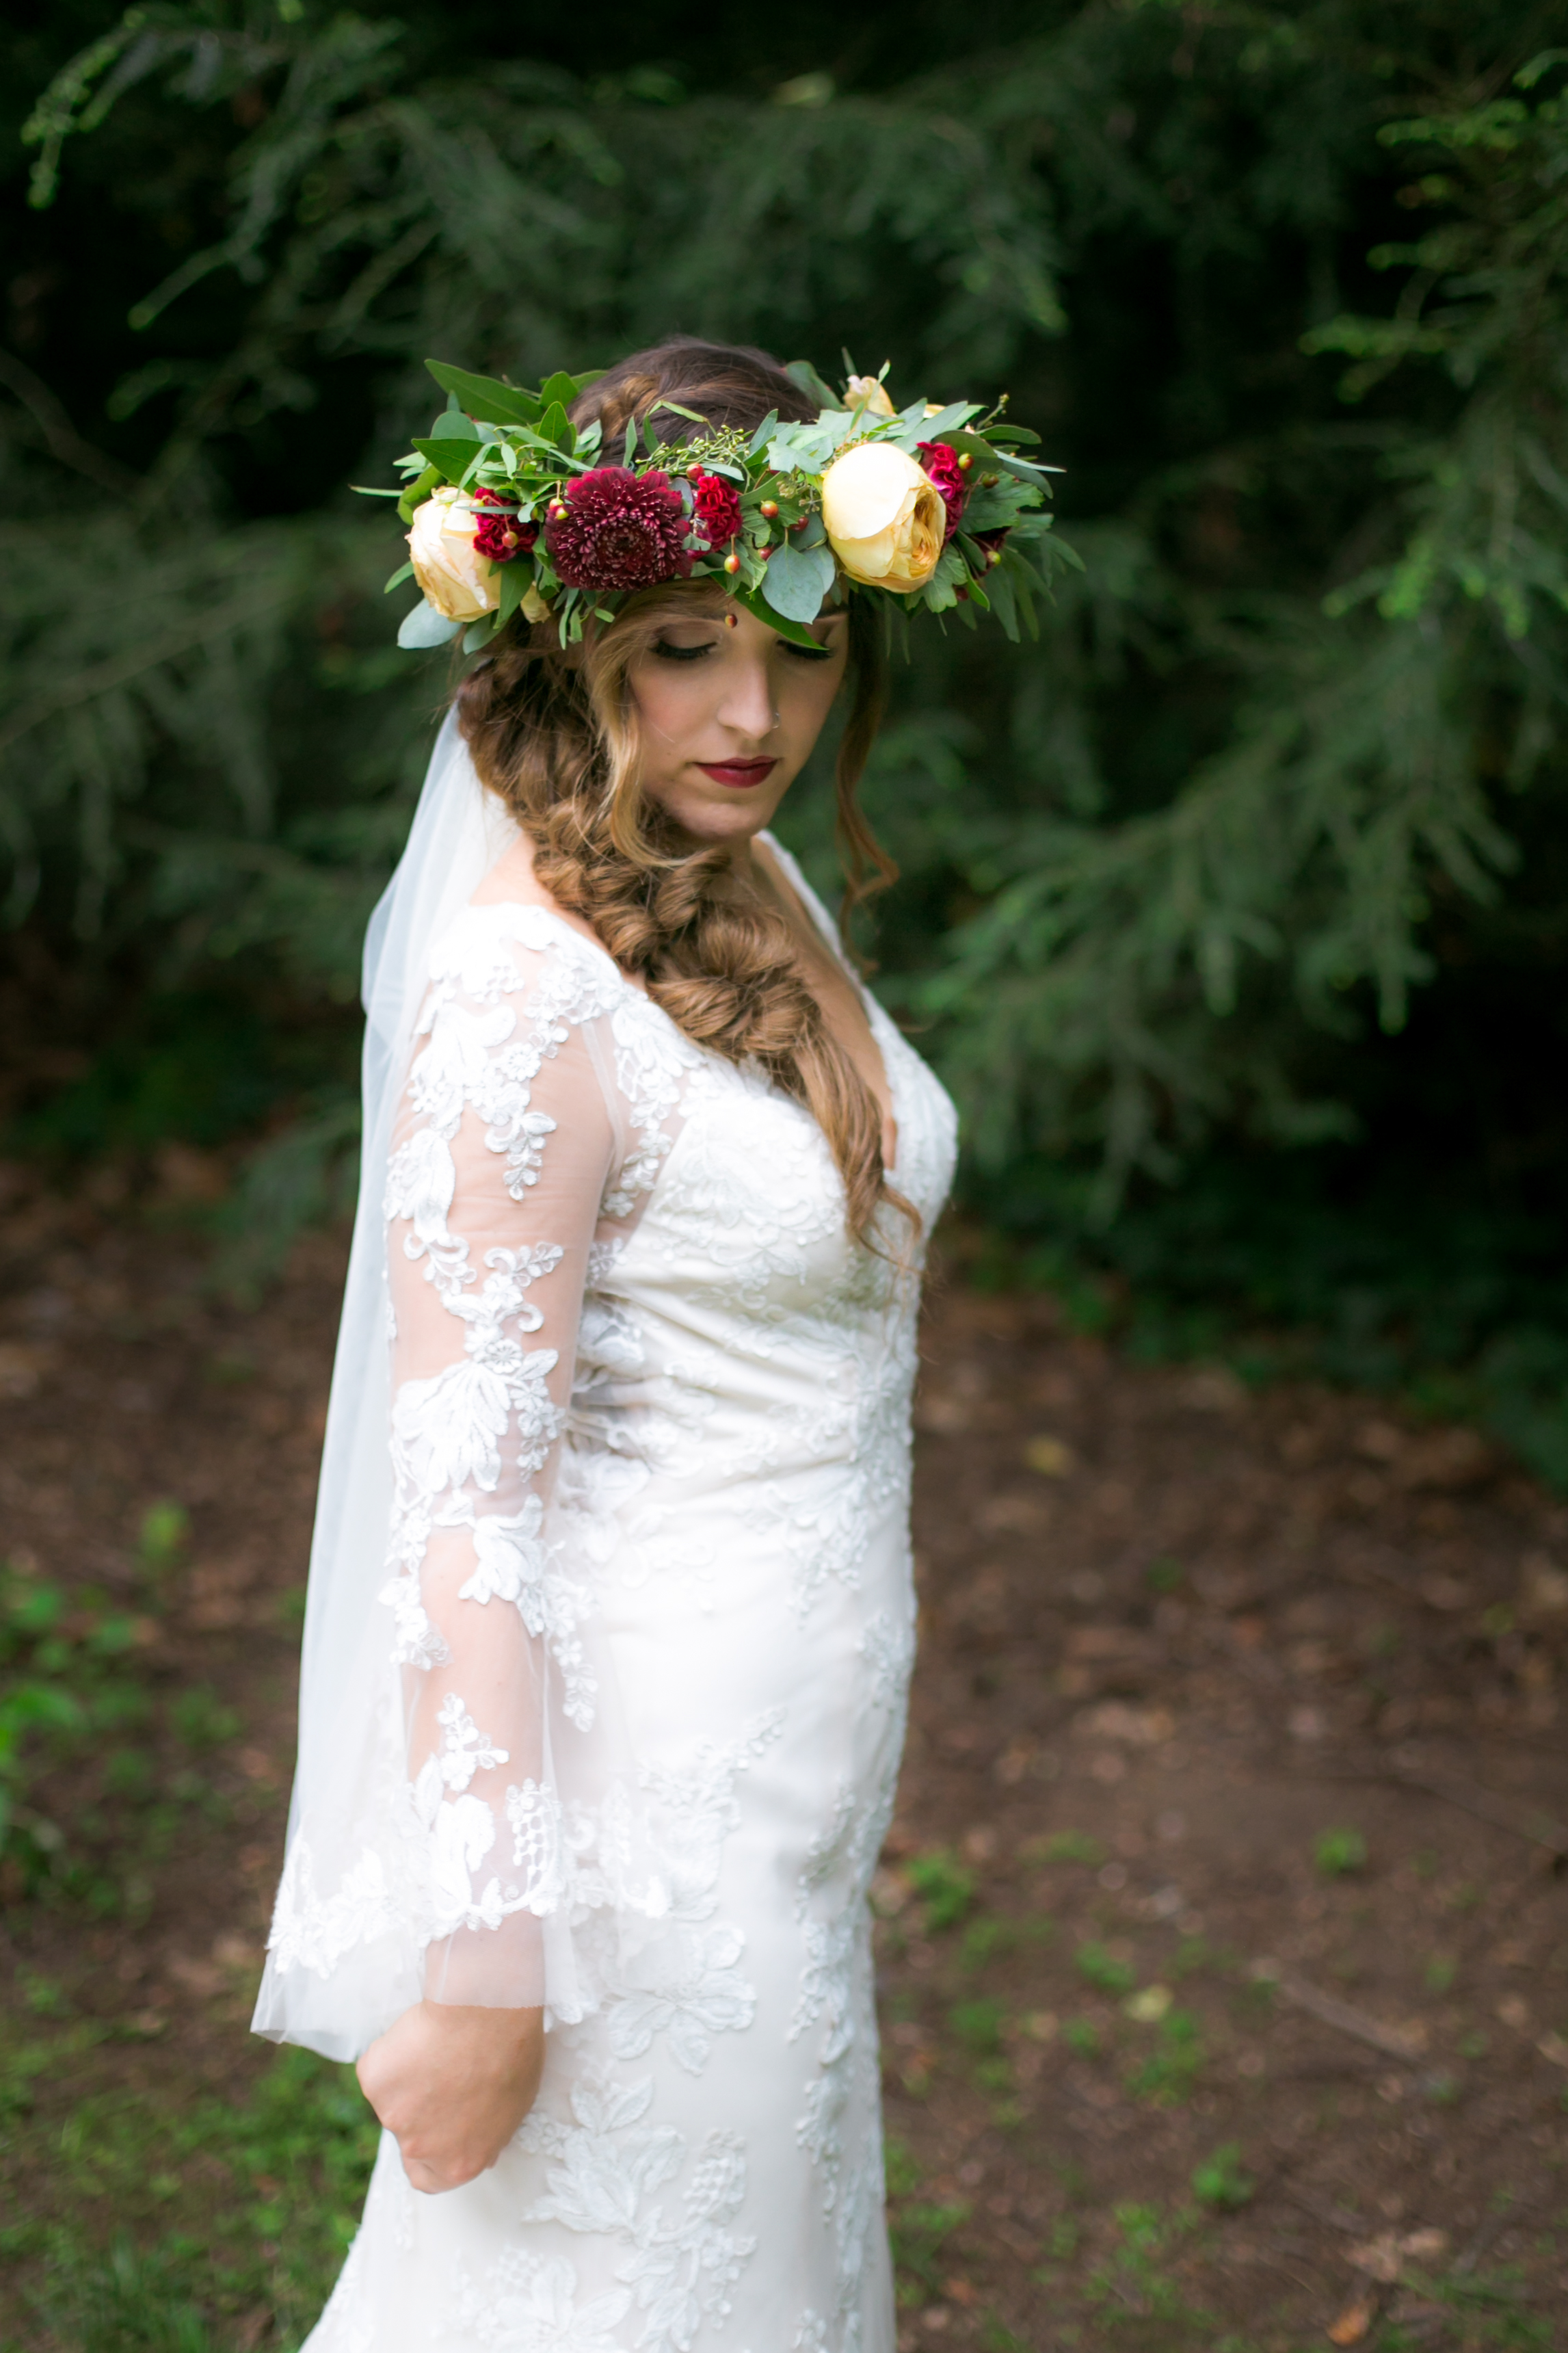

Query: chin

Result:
[662,787,786,846]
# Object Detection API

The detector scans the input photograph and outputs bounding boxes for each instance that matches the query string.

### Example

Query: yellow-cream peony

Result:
[820,441,944,594]
[407,486,499,622]
[845,374,896,420]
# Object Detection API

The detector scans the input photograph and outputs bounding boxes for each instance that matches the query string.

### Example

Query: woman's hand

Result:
[356,1999,544,2194]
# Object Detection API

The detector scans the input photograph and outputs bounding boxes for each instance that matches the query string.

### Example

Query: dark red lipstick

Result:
[695,757,779,789]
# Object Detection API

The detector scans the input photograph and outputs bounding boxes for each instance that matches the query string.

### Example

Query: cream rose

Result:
[820,441,945,594]
[407,486,499,622]
[845,373,896,420]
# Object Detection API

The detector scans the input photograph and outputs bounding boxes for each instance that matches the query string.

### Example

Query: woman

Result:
[254,337,1056,2352]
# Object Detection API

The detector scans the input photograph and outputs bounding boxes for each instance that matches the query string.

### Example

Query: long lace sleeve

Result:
[380,906,624,2008]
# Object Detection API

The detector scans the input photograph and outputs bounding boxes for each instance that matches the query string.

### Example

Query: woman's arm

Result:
[362,910,620,2187]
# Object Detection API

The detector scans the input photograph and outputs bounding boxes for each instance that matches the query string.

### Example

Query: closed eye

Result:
[784,640,834,662]
[651,636,719,663]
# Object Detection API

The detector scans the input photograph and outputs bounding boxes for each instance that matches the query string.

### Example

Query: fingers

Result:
[401,2146,488,2195]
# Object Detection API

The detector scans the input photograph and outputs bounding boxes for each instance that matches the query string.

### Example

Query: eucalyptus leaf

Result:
[382,560,414,594]
[731,583,817,647]
[464,612,500,652]
[397,600,462,650]
[760,542,835,624]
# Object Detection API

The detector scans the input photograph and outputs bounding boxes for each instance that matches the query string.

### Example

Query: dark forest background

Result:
[4,0,1567,1480]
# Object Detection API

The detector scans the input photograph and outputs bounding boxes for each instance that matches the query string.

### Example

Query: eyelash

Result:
[650,638,834,664]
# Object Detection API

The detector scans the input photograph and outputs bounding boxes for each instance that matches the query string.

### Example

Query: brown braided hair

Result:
[455,336,911,1248]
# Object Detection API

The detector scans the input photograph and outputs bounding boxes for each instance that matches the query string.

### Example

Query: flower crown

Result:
[373,356,1061,653]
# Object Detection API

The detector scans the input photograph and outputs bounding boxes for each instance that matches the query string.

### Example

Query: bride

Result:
[252,335,1056,2351]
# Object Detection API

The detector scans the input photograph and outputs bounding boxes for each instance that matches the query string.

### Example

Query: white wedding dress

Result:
[277,837,956,2353]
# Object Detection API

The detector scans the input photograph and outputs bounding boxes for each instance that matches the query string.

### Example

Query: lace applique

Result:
[267,1837,397,1981]
[521,2073,755,2353]
[451,2246,632,2352]
[858,1603,916,1711]
[600,993,701,1220]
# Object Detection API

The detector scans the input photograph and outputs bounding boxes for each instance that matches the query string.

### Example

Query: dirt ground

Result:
[1,1167,1565,2350]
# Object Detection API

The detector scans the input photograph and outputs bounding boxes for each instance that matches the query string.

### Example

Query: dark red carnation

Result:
[688,469,743,549]
[917,440,967,540]
[544,466,692,589]
[471,489,538,564]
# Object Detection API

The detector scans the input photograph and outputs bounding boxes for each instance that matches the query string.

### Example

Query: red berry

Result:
[723,552,741,574]
[760,499,779,519]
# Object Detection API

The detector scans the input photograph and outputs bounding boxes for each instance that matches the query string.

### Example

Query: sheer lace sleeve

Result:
[380,904,624,2009]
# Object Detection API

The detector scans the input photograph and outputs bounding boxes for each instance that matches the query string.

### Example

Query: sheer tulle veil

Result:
[252,713,520,2058]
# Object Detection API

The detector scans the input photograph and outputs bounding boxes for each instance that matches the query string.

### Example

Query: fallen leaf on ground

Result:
[1327,2296,1375,2345]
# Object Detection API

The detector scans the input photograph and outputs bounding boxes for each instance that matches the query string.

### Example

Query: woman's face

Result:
[623,593,849,851]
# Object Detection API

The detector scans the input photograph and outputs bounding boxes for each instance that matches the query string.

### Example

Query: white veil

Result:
[252,711,520,2058]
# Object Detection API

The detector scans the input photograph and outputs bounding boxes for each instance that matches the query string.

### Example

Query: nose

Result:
[714,650,776,744]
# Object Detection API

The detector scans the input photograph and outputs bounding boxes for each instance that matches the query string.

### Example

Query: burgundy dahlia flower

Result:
[688,469,743,549]
[544,466,692,590]
[471,489,537,564]
[916,440,967,540]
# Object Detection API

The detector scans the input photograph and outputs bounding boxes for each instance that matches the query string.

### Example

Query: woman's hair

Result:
[456,335,908,1247]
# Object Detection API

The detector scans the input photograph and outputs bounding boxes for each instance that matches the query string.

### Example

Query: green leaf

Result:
[412,436,488,482]
[537,370,583,412]
[746,408,779,456]
[536,402,572,454]
[396,464,441,524]
[382,561,414,595]
[907,400,978,444]
[425,360,540,426]
[397,600,462,650]
[498,558,535,627]
[760,542,835,624]
[784,359,836,410]
[429,405,481,441]
[961,481,1035,531]
[731,583,818,647]
[463,613,500,653]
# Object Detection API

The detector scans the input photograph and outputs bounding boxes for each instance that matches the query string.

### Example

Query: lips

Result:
[695,758,778,789]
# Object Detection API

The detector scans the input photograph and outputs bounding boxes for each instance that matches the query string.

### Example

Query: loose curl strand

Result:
[455,337,909,1250]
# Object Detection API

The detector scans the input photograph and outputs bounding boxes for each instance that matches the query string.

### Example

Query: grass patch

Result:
[1125,2009,1205,2106]
[905,1849,976,1932]
[0,2024,377,2350]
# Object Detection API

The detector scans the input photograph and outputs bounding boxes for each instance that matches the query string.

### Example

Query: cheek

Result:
[782,658,848,733]
[628,663,710,748]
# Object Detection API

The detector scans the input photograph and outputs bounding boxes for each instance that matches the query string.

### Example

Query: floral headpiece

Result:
[373,356,1061,653]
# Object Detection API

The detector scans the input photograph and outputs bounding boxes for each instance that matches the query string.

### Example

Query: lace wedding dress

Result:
[271,837,956,2353]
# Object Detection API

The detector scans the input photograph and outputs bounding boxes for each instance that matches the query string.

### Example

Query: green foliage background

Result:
[3,0,1567,1472]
